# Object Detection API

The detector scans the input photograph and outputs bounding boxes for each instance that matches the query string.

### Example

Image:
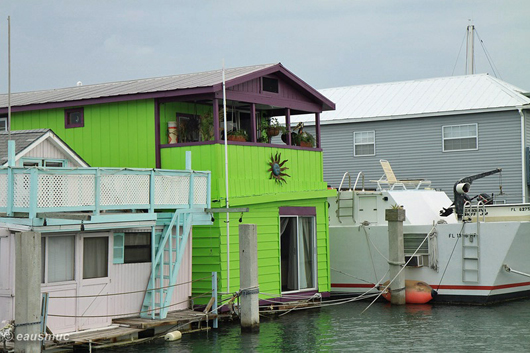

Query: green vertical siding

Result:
[161,144,327,201]
[192,198,330,303]
[12,100,156,168]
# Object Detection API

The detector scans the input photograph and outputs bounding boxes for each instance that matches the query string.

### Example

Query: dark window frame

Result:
[262,77,279,94]
[0,116,6,131]
[124,232,152,264]
[65,107,84,129]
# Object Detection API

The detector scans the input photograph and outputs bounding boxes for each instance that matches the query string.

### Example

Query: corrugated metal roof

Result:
[0,63,277,108]
[292,74,530,124]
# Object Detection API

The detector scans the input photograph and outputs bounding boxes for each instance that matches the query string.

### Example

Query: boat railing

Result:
[0,166,211,219]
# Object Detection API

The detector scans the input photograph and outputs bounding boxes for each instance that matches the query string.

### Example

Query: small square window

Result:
[262,77,279,93]
[124,232,151,263]
[65,108,84,128]
[0,116,6,131]
[353,131,375,156]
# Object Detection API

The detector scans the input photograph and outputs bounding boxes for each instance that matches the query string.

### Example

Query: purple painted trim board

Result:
[279,206,316,216]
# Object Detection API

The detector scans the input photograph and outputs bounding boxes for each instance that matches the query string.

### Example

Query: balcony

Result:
[0,167,211,228]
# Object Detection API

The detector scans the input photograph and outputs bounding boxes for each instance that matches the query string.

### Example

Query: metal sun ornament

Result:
[268,152,290,185]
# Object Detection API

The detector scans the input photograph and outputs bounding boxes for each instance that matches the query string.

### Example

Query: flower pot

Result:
[266,127,280,137]
[228,135,246,142]
[299,141,313,147]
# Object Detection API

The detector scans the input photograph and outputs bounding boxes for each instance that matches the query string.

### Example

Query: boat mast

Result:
[466,23,475,75]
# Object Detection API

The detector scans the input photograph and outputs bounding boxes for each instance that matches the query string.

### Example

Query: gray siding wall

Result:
[523,111,530,202]
[310,110,524,204]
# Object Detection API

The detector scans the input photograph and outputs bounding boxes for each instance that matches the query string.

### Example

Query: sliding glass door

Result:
[280,216,316,292]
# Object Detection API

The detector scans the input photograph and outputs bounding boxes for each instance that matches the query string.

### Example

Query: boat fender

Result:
[165,330,182,341]
[378,280,436,304]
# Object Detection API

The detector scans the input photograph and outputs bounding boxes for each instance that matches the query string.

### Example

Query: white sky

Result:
[1,0,529,93]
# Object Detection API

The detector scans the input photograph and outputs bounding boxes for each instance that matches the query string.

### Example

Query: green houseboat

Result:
[0,63,336,305]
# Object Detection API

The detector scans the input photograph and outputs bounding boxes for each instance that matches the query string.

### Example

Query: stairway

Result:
[140,210,193,319]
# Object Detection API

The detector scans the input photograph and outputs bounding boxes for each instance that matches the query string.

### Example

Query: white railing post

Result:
[29,168,38,219]
[94,169,101,214]
[149,169,155,213]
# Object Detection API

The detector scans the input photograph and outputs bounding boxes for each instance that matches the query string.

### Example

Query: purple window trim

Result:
[64,107,84,129]
[279,206,316,216]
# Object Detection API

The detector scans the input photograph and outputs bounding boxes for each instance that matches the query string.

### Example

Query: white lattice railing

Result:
[0,167,210,217]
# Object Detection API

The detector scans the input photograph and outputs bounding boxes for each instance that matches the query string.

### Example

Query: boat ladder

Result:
[140,210,193,319]
[461,201,484,283]
[336,172,364,223]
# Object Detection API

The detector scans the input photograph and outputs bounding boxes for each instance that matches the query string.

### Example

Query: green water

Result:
[111,300,530,352]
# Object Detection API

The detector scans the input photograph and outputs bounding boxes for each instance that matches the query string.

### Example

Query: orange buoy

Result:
[378,280,437,304]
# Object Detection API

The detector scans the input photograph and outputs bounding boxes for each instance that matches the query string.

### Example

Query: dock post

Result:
[14,231,41,353]
[212,272,218,329]
[386,208,406,305]
[239,224,259,332]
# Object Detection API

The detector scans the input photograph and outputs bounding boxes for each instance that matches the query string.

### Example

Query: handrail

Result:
[338,172,351,190]
[463,200,486,224]
[353,172,365,191]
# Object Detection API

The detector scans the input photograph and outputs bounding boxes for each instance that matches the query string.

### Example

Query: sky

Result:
[1,0,529,94]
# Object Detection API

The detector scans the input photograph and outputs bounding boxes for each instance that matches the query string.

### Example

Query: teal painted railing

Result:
[0,167,211,218]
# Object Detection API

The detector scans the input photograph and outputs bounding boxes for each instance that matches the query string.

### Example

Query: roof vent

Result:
[77,81,83,86]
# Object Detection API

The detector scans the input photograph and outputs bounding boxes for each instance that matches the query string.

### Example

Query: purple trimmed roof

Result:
[0,63,335,111]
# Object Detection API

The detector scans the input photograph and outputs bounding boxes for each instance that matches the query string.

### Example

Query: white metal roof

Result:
[292,74,530,125]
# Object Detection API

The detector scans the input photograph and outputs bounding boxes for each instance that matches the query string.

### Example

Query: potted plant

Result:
[260,117,285,143]
[199,111,214,141]
[227,129,248,142]
[265,117,282,138]
[295,131,315,147]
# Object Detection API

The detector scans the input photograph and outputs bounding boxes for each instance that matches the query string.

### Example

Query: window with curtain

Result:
[46,236,75,283]
[83,237,109,279]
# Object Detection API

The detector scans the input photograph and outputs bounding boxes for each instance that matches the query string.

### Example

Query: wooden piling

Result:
[386,209,406,305]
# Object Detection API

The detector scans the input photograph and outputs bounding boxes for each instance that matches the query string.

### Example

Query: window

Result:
[279,207,317,292]
[21,158,67,167]
[42,235,75,283]
[65,108,84,128]
[83,237,109,279]
[113,232,151,264]
[262,77,279,93]
[404,233,429,267]
[0,116,6,131]
[353,131,375,156]
[443,124,478,151]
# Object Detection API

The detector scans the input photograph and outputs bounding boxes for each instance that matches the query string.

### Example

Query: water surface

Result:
[112,299,530,352]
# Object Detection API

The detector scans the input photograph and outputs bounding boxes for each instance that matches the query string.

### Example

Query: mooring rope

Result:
[47,274,214,299]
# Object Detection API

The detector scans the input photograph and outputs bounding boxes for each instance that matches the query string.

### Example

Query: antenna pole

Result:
[466,23,475,75]
[222,61,230,294]
[7,16,11,140]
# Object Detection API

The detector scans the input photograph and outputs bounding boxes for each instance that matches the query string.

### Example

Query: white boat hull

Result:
[330,189,530,304]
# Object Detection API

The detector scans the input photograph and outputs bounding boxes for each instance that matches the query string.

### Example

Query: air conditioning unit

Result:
[405,255,424,267]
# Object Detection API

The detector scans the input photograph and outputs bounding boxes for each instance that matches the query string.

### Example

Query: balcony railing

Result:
[0,167,211,218]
